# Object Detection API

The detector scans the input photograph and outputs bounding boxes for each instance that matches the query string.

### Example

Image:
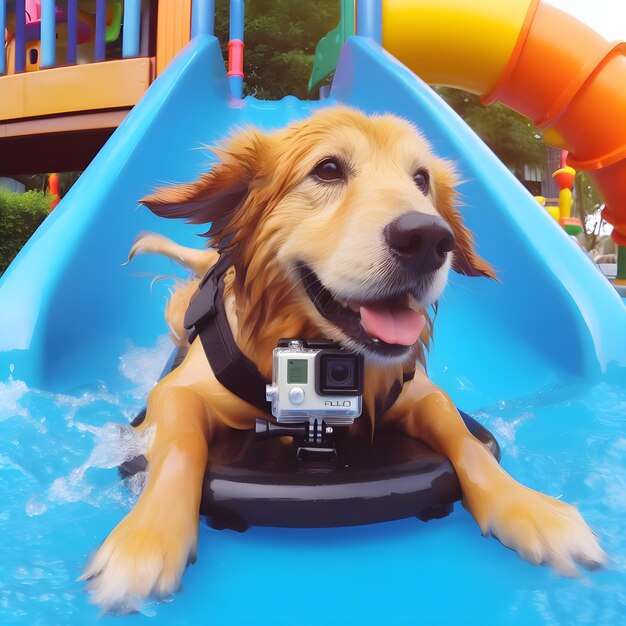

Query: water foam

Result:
[1,337,171,515]
[0,377,29,419]
[119,334,174,399]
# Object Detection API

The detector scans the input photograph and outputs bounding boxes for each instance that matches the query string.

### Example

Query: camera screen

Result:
[287,359,308,384]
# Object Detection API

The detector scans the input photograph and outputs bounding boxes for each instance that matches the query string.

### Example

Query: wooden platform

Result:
[0,58,155,174]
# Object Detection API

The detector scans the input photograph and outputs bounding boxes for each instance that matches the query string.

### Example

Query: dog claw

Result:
[580,557,606,571]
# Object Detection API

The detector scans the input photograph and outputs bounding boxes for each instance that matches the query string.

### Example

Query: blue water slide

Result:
[1,33,626,626]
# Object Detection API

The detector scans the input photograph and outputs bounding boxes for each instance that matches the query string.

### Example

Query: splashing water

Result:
[119,335,174,400]
[48,422,153,508]
[0,337,170,625]
[1,336,626,624]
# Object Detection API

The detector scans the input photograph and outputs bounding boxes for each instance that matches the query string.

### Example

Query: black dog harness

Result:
[184,253,271,413]
[183,252,415,417]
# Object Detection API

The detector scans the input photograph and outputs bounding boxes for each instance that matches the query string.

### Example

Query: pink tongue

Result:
[359,304,426,346]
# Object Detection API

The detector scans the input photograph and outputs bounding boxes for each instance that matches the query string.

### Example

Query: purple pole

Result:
[0,0,6,75]
[95,0,106,61]
[14,0,26,73]
[67,0,78,65]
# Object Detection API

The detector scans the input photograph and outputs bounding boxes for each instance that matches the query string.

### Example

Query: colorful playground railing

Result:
[1,0,247,96]
[0,0,223,175]
[0,0,243,113]
[1,0,134,75]
[0,0,244,174]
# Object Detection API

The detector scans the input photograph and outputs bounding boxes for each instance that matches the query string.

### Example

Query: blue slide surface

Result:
[1,35,626,625]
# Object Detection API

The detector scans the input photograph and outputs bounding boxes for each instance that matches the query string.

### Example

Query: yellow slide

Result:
[381,0,626,245]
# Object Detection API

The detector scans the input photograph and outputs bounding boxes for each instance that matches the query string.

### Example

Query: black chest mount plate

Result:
[122,342,500,531]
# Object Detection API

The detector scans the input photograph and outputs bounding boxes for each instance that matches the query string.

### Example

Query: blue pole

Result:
[192,0,215,38]
[0,1,6,74]
[14,0,26,73]
[40,0,56,68]
[229,0,244,99]
[230,74,243,101]
[355,0,382,45]
[122,0,141,57]
[67,0,78,64]
[229,0,244,44]
[95,0,106,61]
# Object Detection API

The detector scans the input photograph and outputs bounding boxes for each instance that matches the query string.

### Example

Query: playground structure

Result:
[550,152,584,236]
[1,1,626,624]
[535,149,584,236]
[1,0,184,174]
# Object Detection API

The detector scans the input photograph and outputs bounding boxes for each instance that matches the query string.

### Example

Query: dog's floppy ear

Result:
[139,129,267,244]
[432,160,497,280]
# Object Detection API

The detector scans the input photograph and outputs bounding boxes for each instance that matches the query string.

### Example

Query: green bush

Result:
[0,188,51,275]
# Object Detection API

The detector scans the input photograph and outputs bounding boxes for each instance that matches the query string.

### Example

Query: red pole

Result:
[48,173,60,210]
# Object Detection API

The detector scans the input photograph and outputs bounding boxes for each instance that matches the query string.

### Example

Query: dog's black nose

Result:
[384,212,455,273]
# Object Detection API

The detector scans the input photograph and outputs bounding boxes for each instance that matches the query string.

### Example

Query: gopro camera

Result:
[265,339,364,425]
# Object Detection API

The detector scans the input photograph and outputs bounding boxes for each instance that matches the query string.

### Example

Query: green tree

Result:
[215,0,339,99]
[0,189,51,274]
[436,87,545,174]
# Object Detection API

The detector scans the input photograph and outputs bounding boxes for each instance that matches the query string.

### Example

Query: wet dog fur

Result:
[82,106,606,611]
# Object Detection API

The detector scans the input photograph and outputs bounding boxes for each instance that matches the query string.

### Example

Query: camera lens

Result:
[322,356,356,390]
[316,351,363,396]
[328,362,351,385]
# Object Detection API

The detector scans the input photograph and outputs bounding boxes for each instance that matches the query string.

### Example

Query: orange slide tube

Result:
[382,0,626,245]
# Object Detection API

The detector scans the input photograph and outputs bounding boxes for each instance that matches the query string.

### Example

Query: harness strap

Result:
[184,254,271,414]
[374,369,416,419]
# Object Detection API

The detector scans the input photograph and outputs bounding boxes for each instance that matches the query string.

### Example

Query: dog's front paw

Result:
[80,512,198,613]
[474,486,607,576]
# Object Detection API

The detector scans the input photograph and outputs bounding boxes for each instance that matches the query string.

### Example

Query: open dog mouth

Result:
[298,263,426,356]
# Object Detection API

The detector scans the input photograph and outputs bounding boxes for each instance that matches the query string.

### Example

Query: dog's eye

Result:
[313,158,344,182]
[413,169,430,195]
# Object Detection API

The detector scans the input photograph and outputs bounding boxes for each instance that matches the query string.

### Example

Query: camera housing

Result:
[265,339,364,425]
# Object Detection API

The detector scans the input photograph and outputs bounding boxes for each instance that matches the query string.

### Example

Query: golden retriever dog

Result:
[82,106,606,611]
